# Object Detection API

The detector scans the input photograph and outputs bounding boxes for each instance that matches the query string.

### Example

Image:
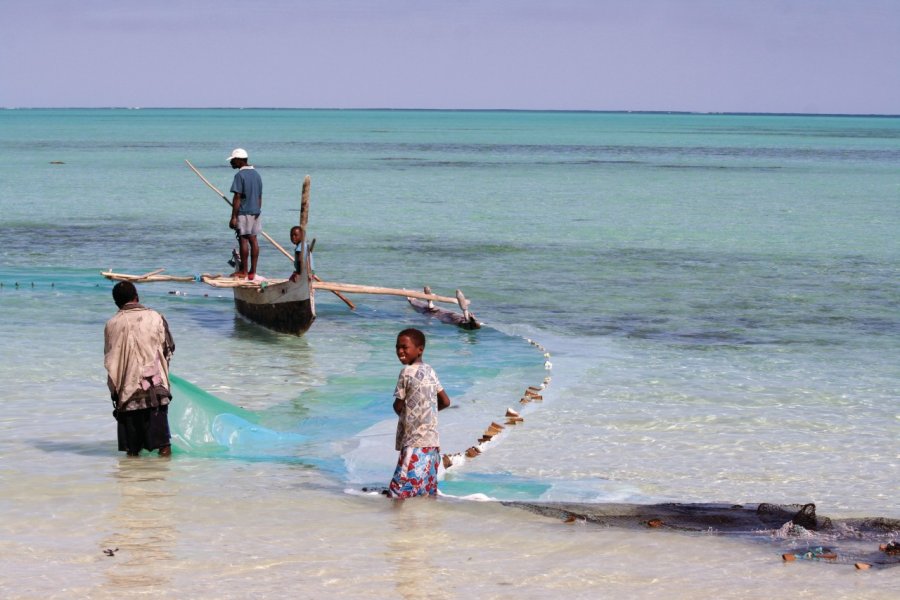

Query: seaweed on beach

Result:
[504,501,900,569]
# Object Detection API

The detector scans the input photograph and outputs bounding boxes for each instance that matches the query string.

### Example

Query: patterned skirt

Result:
[388,446,440,498]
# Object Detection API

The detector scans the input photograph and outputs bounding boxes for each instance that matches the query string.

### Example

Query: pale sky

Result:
[1,0,898,114]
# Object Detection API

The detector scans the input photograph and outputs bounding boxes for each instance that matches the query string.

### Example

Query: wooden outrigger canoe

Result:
[101,166,479,336]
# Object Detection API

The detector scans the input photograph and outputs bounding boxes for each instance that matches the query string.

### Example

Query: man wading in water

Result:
[104,281,175,457]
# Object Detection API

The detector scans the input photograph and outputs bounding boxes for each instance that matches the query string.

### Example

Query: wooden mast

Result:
[300,175,311,238]
[298,176,356,309]
[298,176,310,277]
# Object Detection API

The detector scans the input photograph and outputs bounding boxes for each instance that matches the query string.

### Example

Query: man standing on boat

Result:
[227,148,263,280]
[104,281,175,457]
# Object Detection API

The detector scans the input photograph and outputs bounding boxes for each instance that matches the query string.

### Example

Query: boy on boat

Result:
[388,328,451,498]
[104,281,175,457]
[288,225,314,282]
[227,148,263,280]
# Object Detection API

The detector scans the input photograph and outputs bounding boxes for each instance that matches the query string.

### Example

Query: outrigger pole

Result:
[311,282,463,305]
[185,160,356,309]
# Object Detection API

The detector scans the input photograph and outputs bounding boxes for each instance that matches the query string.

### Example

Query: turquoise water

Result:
[1,109,898,598]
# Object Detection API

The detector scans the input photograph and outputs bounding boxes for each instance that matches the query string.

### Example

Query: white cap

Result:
[227,148,249,161]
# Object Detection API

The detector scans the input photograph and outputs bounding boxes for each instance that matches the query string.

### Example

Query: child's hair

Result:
[397,328,426,348]
[112,281,138,308]
[290,225,302,236]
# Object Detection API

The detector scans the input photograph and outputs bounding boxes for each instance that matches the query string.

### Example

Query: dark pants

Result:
[117,404,170,455]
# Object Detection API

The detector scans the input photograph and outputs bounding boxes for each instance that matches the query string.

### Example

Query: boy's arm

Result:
[393,396,404,416]
[437,389,450,411]
[290,250,302,282]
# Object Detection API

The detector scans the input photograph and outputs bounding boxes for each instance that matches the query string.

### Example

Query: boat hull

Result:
[232,278,316,335]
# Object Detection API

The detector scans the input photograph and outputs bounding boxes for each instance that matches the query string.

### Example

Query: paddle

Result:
[185,160,355,309]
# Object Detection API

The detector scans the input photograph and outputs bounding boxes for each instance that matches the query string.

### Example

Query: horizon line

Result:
[1,106,899,118]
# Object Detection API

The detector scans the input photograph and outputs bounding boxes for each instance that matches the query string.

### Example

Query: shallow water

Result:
[1,109,898,597]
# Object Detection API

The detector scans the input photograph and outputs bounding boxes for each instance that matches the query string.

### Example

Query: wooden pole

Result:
[456,289,471,320]
[185,159,294,261]
[300,175,311,233]
[300,175,356,310]
[138,268,166,279]
[102,270,196,283]
[262,232,294,261]
[311,281,461,305]
[297,176,310,277]
[312,273,355,309]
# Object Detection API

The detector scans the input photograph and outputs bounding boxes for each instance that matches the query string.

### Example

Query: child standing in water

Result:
[389,328,451,498]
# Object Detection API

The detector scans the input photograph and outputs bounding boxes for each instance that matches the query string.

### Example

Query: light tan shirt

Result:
[394,362,443,450]
[104,303,174,411]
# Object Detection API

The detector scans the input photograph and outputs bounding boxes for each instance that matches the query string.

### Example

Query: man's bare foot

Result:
[247,272,256,281]
[158,445,171,457]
